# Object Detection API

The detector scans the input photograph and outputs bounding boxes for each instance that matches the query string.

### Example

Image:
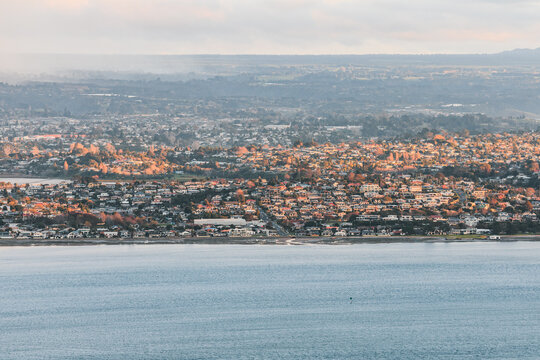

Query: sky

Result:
[1,0,540,55]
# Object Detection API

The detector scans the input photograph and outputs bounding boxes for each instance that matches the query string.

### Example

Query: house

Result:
[229,227,254,237]
[321,229,333,236]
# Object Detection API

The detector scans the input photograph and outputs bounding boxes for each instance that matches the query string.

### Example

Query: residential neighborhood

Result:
[1,131,539,240]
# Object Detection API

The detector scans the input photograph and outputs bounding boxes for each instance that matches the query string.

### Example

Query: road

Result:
[2,235,540,247]
[256,205,289,236]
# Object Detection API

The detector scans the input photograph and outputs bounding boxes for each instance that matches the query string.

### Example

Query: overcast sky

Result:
[1,0,539,55]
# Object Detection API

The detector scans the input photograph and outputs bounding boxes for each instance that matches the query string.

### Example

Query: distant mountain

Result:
[497,47,540,56]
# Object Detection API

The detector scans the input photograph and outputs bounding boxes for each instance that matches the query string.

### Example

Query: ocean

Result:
[1,243,539,359]
[0,178,71,185]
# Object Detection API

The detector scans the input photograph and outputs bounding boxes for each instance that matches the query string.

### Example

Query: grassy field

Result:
[169,173,208,181]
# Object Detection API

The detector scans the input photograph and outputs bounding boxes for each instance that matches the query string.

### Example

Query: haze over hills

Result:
[2,48,540,80]
[1,49,540,123]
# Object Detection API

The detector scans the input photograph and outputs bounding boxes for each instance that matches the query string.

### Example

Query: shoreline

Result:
[1,235,539,247]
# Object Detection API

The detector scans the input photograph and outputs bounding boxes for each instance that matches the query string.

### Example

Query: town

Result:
[1,130,539,240]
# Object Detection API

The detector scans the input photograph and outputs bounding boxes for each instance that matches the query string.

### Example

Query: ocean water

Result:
[0,178,71,185]
[1,243,540,359]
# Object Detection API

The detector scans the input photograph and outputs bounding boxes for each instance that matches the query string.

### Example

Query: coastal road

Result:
[1,235,540,247]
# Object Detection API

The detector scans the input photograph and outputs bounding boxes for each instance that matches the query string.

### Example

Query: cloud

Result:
[0,0,539,54]
[44,0,90,10]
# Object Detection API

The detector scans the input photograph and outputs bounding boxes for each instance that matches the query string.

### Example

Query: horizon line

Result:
[3,47,539,57]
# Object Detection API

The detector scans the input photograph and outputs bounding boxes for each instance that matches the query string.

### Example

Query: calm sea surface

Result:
[0,178,71,185]
[1,243,540,359]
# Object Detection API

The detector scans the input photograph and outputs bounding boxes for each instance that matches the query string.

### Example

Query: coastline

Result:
[1,235,539,247]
